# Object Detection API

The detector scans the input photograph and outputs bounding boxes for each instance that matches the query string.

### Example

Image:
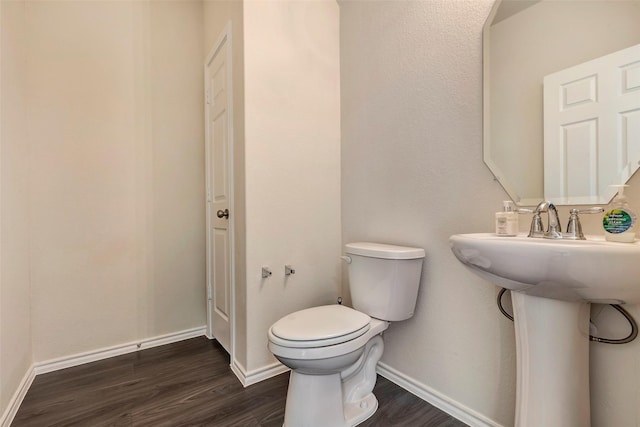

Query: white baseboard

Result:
[376,362,505,427]
[34,326,206,375]
[231,359,289,388]
[1,365,35,427]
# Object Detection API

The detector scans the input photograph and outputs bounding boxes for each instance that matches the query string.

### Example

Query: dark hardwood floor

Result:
[13,337,467,427]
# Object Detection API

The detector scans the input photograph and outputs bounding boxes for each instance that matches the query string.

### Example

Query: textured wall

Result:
[341,1,640,426]
[340,1,516,425]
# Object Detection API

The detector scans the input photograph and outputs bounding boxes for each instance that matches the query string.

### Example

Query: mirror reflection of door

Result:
[543,44,640,205]
[484,0,640,205]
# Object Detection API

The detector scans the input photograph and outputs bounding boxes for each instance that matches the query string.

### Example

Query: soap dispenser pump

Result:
[603,184,637,243]
[496,200,518,236]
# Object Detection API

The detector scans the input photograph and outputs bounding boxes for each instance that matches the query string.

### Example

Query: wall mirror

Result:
[483,0,640,206]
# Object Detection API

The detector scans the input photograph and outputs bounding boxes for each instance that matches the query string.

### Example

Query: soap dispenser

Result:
[496,200,518,236]
[603,184,637,243]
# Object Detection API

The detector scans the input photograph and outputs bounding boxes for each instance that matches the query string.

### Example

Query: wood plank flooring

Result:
[13,337,468,427]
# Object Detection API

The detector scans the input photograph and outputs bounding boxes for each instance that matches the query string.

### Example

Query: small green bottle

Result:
[603,185,637,243]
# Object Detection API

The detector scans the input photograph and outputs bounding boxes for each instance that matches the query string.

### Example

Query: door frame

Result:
[204,21,235,359]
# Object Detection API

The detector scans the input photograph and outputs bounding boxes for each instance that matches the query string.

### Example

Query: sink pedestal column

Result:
[511,293,591,427]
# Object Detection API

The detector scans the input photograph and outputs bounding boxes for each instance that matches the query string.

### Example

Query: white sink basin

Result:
[450,233,640,304]
[451,232,640,426]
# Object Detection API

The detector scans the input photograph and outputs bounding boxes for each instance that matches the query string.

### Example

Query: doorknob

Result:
[216,209,229,219]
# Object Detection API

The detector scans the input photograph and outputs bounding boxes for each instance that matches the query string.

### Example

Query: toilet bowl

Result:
[267,242,425,427]
[269,305,389,427]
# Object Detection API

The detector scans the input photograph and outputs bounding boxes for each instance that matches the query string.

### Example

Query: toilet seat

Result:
[269,305,371,348]
[269,315,389,362]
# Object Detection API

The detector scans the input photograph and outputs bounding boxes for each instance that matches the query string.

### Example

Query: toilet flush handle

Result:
[340,256,352,264]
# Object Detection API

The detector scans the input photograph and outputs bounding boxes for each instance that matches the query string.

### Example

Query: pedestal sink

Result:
[449,233,640,427]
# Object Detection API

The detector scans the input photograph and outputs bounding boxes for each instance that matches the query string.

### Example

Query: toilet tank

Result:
[345,242,425,321]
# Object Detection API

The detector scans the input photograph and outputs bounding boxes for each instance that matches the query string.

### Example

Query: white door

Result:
[544,43,640,204]
[205,26,233,353]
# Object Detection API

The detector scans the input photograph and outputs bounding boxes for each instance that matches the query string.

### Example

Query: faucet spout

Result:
[529,201,562,239]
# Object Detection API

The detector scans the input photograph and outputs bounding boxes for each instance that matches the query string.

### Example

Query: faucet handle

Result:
[515,208,544,237]
[573,207,605,215]
[565,207,605,240]
[530,214,544,234]
[515,207,544,236]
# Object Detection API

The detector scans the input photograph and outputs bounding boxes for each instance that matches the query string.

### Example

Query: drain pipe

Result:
[497,288,638,344]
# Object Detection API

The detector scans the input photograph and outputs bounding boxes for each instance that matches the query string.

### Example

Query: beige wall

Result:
[0,0,33,420]
[341,1,640,426]
[243,0,341,374]
[2,0,340,409]
[25,0,205,362]
[204,0,341,379]
[5,1,638,425]
[0,1,205,420]
[147,0,206,340]
[340,1,517,425]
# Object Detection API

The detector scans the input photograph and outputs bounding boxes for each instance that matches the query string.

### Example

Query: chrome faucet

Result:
[525,202,604,240]
[528,201,562,239]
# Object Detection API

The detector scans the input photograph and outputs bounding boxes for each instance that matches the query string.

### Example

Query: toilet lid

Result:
[270,305,371,348]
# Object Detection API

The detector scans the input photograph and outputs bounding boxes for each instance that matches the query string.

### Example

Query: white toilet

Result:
[268,242,425,427]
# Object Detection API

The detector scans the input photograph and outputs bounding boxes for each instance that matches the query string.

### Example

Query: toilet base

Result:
[281,335,385,427]
[284,371,344,427]
[344,393,378,426]
[283,371,378,427]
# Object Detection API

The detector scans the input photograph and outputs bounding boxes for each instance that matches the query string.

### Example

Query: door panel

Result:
[206,32,232,353]
[544,44,640,204]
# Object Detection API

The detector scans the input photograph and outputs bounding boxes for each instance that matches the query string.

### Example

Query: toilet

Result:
[268,242,425,427]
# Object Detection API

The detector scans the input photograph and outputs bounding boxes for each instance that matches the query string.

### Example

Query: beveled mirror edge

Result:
[482,0,541,206]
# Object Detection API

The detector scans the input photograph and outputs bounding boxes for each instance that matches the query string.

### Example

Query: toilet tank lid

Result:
[345,242,425,259]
